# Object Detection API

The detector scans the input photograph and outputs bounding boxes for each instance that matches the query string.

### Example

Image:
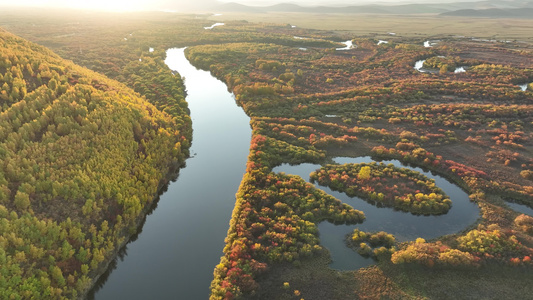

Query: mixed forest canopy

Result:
[1,8,533,300]
[0,29,191,298]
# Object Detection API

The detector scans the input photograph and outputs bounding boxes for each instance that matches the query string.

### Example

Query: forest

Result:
[0,28,191,298]
[1,8,533,300]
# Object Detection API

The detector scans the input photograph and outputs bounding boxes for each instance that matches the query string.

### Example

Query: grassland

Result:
[211,12,533,41]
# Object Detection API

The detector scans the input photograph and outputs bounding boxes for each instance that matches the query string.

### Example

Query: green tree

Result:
[14,191,30,210]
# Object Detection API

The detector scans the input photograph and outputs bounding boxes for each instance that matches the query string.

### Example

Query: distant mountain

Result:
[215,0,533,15]
[268,3,306,12]
[215,2,401,13]
[216,2,263,12]
[441,7,533,17]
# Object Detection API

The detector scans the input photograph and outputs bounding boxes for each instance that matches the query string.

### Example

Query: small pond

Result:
[336,40,354,51]
[454,66,466,73]
[519,83,530,91]
[414,59,429,73]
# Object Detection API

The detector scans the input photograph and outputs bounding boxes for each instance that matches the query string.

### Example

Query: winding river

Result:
[90,48,251,299]
[274,157,480,270]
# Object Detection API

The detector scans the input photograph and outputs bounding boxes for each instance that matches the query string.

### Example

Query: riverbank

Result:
[83,162,184,299]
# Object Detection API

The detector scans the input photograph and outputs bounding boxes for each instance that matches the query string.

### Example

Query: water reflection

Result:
[336,40,355,51]
[204,23,225,30]
[454,66,466,73]
[414,59,427,72]
[507,201,533,216]
[519,83,530,91]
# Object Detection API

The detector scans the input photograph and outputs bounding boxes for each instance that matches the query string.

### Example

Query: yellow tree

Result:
[358,166,371,180]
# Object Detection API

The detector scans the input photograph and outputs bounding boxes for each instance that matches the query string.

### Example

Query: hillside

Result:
[0,29,190,298]
[215,0,533,14]
[441,7,533,18]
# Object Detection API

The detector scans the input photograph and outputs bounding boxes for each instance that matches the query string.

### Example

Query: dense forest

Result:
[1,9,533,300]
[0,29,190,299]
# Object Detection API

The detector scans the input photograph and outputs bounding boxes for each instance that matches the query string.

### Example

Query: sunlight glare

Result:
[3,0,152,12]
[66,0,149,12]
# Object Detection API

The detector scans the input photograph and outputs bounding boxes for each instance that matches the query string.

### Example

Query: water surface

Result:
[519,83,530,91]
[336,40,354,51]
[454,66,466,73]
[204,23,225,30]
[274,156,480,270]
[414,60,426,72]
[507,201,533,216]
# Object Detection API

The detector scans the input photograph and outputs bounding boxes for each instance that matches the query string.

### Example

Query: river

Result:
[89,48,251,299]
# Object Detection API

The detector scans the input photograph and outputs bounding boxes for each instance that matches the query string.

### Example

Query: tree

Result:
[439,65,448,75]
[358,166,371,180]
[14,191,30,210]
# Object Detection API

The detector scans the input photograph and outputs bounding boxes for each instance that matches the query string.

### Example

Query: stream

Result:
[204,23,225,30]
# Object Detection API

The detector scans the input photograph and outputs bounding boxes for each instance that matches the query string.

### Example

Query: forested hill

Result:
[0,29,190,298]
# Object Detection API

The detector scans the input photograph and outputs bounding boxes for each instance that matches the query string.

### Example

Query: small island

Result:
[310,162,452,215]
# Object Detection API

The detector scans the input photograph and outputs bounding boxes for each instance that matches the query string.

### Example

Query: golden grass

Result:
[211,12,533,41]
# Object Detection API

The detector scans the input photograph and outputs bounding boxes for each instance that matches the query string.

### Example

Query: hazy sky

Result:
[0,0,472,12]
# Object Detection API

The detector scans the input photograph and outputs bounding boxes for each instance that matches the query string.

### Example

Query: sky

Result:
[0,0,478,12]
[0,0,217,12]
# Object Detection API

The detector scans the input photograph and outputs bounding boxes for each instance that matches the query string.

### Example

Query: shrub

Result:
[515,214,533,234]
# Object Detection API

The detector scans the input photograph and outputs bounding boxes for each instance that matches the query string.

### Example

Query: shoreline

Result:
[80,160,186,299]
